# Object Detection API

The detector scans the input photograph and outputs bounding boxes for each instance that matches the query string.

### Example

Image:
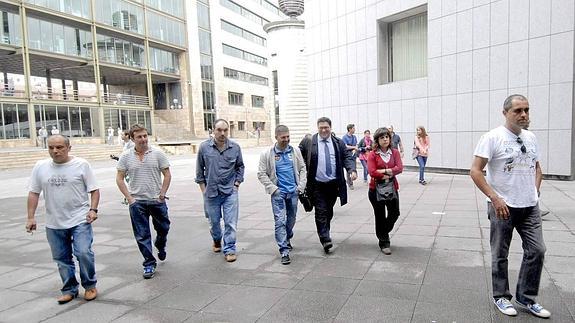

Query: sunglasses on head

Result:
[516,137,527,154]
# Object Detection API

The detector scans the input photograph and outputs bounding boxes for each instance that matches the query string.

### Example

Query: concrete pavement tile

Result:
[334,295,414,322]
[220,253,276,270]
[150,282,231,311]
[394,224,438,236]
[545,255,575,274]
[311,258,373,279]
[236,219,265,230]
[0,239,33,248]
[401,217,442,226]
[200,285,287,317]
[364,261,426,284]
[417,284,491,311]
[0,265,19,275]
[375,246,432,264]
[102,277,179,303]
[390,234,435,249]
[190,265,252,285]
[185,311,257,323]
[357,223,377,234]
[543,230,575,243]
[11,272,61,294]
[440,216,480,227]
[0,267,54,289]
[545,241,575,257]
[353,280,420,301]
[18,242,51,253]
[294,275,360,295]
[93,244,121,255]
[100,238,140,248]
[550,273,575,298]
[43,302,133,323]
[330,222,364,233]
[542,221,572,231]
[434,236,483,251]
[412,301,492,323]
[257,290,348,322]
[328,233,381,260]
[429,249,484,267]
[260,255,322,276]
[436,226,482,238]
[423,265,488,291]
[0,289,40,312]
[113,307,194,322]
[241,272,302,289]
[0,296,70,322]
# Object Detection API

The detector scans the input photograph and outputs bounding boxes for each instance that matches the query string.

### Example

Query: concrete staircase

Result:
[0,144,122,170]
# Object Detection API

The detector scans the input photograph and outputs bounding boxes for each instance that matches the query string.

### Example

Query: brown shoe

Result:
[84,288,97,301]
[212,241,222,253]
[225,254,237,262]
[57,292,78,304]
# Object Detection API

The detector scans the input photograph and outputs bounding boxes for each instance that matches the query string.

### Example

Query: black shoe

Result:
[143,265,156,279]
[287,241,293,250]
[158,249,166,261]
[281,254,291,265]
[322,241,333,253]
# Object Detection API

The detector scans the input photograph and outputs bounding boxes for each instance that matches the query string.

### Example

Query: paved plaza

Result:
[0,147,574,322]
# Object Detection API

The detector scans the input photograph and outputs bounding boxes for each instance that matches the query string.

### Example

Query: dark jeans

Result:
[368,189,400,247]
[129,200,170,267]
[488,202,546,304]
[360,159,368,181]
[416,156,427,181]
[313,180,339,243]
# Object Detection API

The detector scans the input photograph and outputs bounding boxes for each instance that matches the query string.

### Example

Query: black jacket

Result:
[299,133,356,206]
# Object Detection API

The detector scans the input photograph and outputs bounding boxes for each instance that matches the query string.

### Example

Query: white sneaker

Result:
[516,300,551,318]
[493,298,517,316]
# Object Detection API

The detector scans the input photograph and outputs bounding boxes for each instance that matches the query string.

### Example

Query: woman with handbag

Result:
[367,127,403,255]
[357,129,373,183]
[414,126,430,185]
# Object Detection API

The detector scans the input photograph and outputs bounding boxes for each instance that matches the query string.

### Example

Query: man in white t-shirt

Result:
[26,135,100,304]
[470,94,550,319]
[116,124,171,279]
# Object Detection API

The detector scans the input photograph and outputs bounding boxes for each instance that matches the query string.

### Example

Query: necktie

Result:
[323,139,332,177]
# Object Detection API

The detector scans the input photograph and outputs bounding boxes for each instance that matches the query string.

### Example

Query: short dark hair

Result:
[317,117,331,127]
[129,124,147,139]
[346,124,355,131]
[364,129,370,134]
[373,127,391,149]
[275,124,289,136]
[503,94,528,111]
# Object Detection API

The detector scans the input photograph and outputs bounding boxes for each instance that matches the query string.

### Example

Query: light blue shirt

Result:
[316,135,336,182]
[274,145,297,193]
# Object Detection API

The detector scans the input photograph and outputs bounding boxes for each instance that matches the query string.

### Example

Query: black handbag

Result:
[376,179,397,201]
[298,191,314,212]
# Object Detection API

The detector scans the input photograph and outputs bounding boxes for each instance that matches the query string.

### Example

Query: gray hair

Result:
[275,124,289,136]
[47,134,70,146]
[503,94,528,111]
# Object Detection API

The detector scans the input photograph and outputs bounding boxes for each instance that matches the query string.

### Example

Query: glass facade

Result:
[149,47,179,74]
[147,11,185,46]
[223,44,267,66]
[221,20,266,47]
[104,108,151,133]
[224,67,268,86]
[198,0,215,131]
[25,0,91,19]
[0,103,29,139]
[95,0,144,34]
[34,105,100,137]
[220,0,269,26]
[96,35,145,68]
[27,17,92,58]
[0,10,21,46]
[145,0,185,18]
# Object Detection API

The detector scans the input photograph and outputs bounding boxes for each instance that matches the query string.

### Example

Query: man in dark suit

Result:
[299,117,357,253]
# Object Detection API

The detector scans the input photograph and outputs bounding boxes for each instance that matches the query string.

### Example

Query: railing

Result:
[32,88,97,102]
[0,88,27,98]
[101,92,150,106]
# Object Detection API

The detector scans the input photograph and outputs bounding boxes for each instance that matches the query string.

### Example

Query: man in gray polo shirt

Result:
[116,124,172,279]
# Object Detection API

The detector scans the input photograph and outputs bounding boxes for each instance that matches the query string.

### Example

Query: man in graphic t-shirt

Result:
[26,134,100,304]
[470,94,550,319]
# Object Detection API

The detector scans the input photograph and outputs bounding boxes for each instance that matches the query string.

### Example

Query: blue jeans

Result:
[129,200,170,267]
[271,191,298,256]
[416,156,427,181]
[205,190,239,255]
[360,159,368,181]
[46,222,96,295]
[488,202,546,304]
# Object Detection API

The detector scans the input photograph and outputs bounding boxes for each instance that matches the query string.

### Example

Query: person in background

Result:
[341,124,358,190]
[51,126,60,136]
[367,127,403,255]
[389,125,404,158]
[357,129,373,183]
[414,126,430,185]
[38,126,48,148]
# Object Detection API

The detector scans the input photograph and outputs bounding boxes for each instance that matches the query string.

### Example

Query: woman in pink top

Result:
[357,129,373,183]
[414,126,430,185]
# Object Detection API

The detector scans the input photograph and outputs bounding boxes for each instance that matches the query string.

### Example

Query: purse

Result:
[411,140,419,160]
[298,191,314,212]
[376,179,397,201]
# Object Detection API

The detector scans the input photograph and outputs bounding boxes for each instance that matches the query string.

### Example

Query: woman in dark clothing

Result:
[367,127,403,255]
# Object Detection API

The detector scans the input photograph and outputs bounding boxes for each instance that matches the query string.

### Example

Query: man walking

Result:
[299,117,357,253]
[257,125,307,265]
[38,126,48,148]
[26,135,100,304]
[389,125,404,158]
[470,94,550,318]
[116,124,171,279]
[195,119,245,262]
[341,124,358,190]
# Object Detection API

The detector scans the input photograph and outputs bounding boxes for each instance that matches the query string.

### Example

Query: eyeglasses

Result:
[516,137,527,154]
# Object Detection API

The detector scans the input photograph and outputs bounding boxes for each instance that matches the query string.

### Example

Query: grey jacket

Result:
[257,145,307,195]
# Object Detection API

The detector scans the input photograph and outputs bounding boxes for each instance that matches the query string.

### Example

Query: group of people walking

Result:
[24,94,551,319]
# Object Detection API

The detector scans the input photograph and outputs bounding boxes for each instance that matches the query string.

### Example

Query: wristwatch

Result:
[89,208,98,213]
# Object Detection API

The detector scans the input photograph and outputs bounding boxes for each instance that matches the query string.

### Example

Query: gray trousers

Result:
[488,202,546,304]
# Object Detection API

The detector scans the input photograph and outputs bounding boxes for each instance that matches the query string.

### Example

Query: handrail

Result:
[31,87,97,102]
[101,92,150,106]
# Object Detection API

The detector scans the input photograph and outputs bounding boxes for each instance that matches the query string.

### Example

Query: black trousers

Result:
[368,189,400,247]
[313,180,339,243]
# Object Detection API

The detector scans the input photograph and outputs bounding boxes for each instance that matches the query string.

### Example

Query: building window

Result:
[228,91,243,105]
[221,20,266,46]
[224,67,268,86]
[238,121,245,131]
[220,0,269,25]
[223,44,267,66]
[378,9,427,83]
[251,95,264,107]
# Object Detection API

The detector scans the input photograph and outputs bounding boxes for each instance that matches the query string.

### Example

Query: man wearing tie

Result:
[299,117,357,253]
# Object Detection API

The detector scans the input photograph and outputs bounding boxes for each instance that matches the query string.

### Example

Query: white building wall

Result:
[306,0,575,177]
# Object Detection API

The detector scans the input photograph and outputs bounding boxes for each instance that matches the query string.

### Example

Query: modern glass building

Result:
[0,0,187,146]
